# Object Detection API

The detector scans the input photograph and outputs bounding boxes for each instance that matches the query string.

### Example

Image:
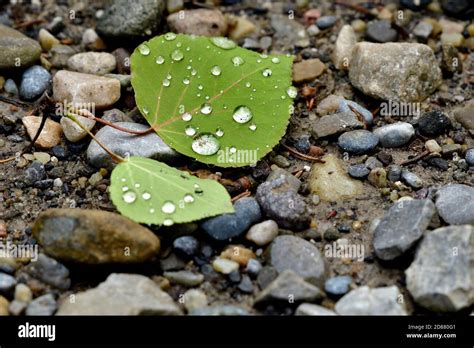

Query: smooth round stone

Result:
[401,170,423,189]
[19,65,51,100]
[373,122,415,148]
[441,0,473,19]
[324,276,352,296]
[4,79,18,96]
[366,20,398,43]
[348,164,370,179]
[0,272,16,293]
[316,16,338,29]
[418,110,451,136]
[387,165,402,182]
[466,149,474,166]
[337,100,373,125]
[435,184,474,225]
[173,236,199,257]
[338,130,379,154]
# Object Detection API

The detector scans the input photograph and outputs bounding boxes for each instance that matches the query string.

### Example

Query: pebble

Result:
[254,270,323,306]
[401,169,423,189]
[50,45,76,69]
[246,220,279,246]
[228,16,256,40]
[67,52,116,75]
[316,16,338,29]
[24,161,46,185]
[413,21,433,40]
[365,157,383,170]
[22,116,62,149]
[183,289,207,312]
[53,70,120,109]
[292,59,325,83]
[26,294,57,316]
[238,275,253,293]
[440,33,464,47]
[441,44,462,74]
[0,296,8,315]
[366,20,398,43]
[435,184,474,225]
[38,28,59,51]
[167,9,227,37]
[441,144,462,157]
[333,25,356,70]
[97,0,165,39]
[102,108,131,123]
[190,305,248,316]
[465,149,474,166]
[441,0,473,19]
[337,100,374,125]
[57,273,181,315]
[312,111,363,138]
[81,28,106,51]
[306,24,320,36]
[401,0,432,11]
[60,115,96,143]
[24,253,71,290]
[256,175,310,230]
[87,122,179,170]
[9,300,26,316]
[338,130,378,155]
[163,271,204,287]
[246,259,262,278]
[19,65,51,100]
[316,94,345,116]
[406,225,474,312]
[368,168,387,188]
[4,79,18,96]
[373,199,436,260]
[0,273,16,294]
[220,245,256,267]
[349,43,442,102]
[348,164,370,179]
[418,111,451,136]
[335,286,407,315]
[212,258,240,274]
[310,154,363,202]
[324,276,352,296]
[373,122,415,148]
[0,24,41,69]
[33,208,160,263]
[271,14,310,48]
[425,139,442,153]
[173,236,199,257]
[296,303,337,316]
[201,197,261,241]
[14,284,32,303]
[269,235,326,287]
[33,152,51,164]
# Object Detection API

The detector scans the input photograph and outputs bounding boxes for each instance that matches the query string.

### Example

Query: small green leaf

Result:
[110,157,234,225]
[131,34,295,167]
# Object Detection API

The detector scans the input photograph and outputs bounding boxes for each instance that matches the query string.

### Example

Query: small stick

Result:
[280,143,325,163]
[231,190,251,202]
[399,151,429,166]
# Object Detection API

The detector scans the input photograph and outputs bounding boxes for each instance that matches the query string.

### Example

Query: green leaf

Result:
[109,156,234,225]
[131,34,295,167]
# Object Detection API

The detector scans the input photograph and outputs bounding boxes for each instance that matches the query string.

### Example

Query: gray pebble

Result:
[348,164,370,179]
[19,65,51,100]
[401,169,423,189]
[324,276,352,296]
[26,294,57,316]
[316,16,338,29]
[374,122,415,148]
[338,130,378,154]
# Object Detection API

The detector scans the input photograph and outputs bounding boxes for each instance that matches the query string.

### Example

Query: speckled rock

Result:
[0,24,41,69]
[22,116,62,150]
[167,9,227,37]
[295,303,337,315]
[19,66,51,100]
[67,52,116,75]
[435,184,474,225]
[333,25,357,70]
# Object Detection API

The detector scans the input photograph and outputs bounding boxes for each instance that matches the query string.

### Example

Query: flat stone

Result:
[454,101,474,132]
[325,276,352,296]
[220,245,256,266]
[60,115,95,142]
[296,303,337,315]
[338,130,378,154]
[97,0,165,39]
[38,28,60,51]
[24,254,71,290]
[269,235,326,287]
[254,270,323,306]
[33,208,160,263]
[406,225,474,312]
[246,220,279,246]
[373,200,436,260]
[22,116,62,149]
[0,24,41,69]
[57,273,181,315]
[26,294,57,316]
[19,66,51,100]
[310,154,363,202]
[349,42,442,102]
[333,25,356,70]
[337,100,374,125]
[87,122,179,170]
[366,20,398,43]
[293,59,325,83]
[163,271,204,287]
[316,94,345,116]
[316,16,338,29]
[348,164,370,179]
[190,305,248,316]
[53,70,120,109]
[271,14,310,48]
[373,122,415,148]
[67,52,116,75]
[0,273,16,294]
[312,112,363,138]
[182,289,207,312]
[200,197,261,241]
[167,9,227,37]
[335,286,407,315]
[435,184,474,225]
[212,258,239,274]
[401,169,423,189]
[413,21,433,40]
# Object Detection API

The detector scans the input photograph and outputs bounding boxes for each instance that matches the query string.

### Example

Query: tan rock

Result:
[53,70,120,109]
[228,16,256,40]
[220,245,256,266]
[333,25,356,70]
[316,94,345,116]
[60,115,96,142]
[167,9,227,37]
[67,52,116,75]
[0,296,9,316]
[22,116,62,149]
[293,58,325,83]
[38,29,60,51]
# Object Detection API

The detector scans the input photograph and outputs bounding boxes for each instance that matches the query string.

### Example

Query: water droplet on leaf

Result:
[200,103,212,115]
[185,125,196,136]
[164,32,177,41]
[122,191,137,203]
[182,113,192,121]
[210,37,236,49]
[138,44,150,56]
[232,56,244,66]
[192,133,220,156]
[232,106,253,124]
[262,68,272,77]
[184,194,194,203]
[171,49,184,61]
[211,66,221,76]
[286,86,297,98]
[161,201,176,214]
[142,192,151,200]
[155,56,165,64]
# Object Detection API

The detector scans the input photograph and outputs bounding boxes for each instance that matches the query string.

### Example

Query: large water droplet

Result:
[185,125,196,136]
[262,68,272,77]
[122,186,129,192]
[162,78,170,87]
[156,56,165,64]
[184,194,194,203]
[211,66,221,76]
[198,84,203,90]
[232,106,253,124]
[200,103,212,115]
[138,44,150,56]
[183,78,190,85]
[142,192,151,200]
[171,49,184,61]
[182,113,192,122]
[122,191,137,203]
[245,82,251,88]
[164,32,177,41]
[191,133,220,156]
[271,57,280,64]
[232,56,244,66]
[286,86,297,98]
[161,201,176,214]
[210,37,236,49]
[176,42,182,48]
[215,128,224,137]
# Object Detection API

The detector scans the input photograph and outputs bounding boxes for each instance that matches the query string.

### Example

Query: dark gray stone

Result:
[348,164,370,179]
[338,130,378,154]
[366,20,398,43]
[19,66,51,100]
[401,169,423,189]
[435,184,474,225]
[24,254,71,290]
[26,294,57,316]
